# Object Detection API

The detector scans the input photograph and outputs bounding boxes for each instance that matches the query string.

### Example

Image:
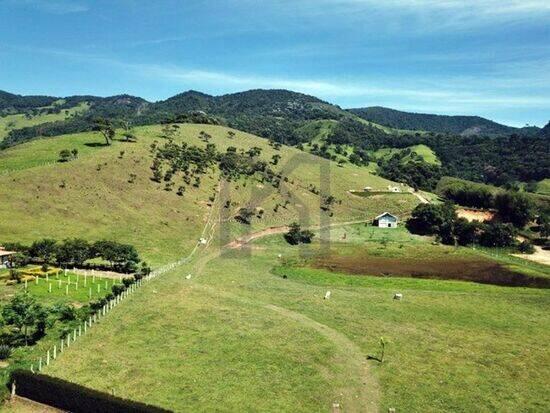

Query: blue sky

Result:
[0,0,549,126]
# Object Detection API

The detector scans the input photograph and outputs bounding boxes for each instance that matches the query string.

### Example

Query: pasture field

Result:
[372,144,441,165]
[0,270,122,398]
[0,102,88,142]
[0,123,419,266]
[44,223,550,412]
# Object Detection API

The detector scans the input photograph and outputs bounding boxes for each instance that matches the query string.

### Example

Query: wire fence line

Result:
[30,188,221,375]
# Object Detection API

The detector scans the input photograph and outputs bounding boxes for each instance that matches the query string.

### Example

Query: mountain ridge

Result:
[348,105,540,136]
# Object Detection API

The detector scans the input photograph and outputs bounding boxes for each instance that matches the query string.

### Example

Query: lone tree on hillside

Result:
[284,222,315,245]
[94,118,115,146]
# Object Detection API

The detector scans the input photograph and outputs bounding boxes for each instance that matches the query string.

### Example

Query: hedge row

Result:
[10,369,171,413]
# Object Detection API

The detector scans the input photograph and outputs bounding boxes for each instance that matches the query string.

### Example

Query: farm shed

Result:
[0,247,16,268]
[373,212,399,228]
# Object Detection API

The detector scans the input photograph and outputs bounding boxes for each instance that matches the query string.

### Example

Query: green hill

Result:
[349,106,537,136]
[0,123,420,265]
[0,101,88,142]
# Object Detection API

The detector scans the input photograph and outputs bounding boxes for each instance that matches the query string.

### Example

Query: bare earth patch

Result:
[456,208,495,222]
[313,254,550,288]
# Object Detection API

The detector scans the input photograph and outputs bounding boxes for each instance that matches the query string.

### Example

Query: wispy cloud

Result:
[1,0,89,14]
[5,45,550,123]
[261,0,550,32]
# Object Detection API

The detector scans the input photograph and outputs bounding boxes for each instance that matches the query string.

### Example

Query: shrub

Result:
[517,240,535,254]
[9,370,170,413]
[111,284,126,296]
[122,277,135,288]
[0,345,12,360]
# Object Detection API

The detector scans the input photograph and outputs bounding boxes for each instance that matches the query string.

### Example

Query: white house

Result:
[373,212,399,228]
[387,185,401,193]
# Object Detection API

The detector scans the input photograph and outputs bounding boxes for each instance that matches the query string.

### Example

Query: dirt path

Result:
[412,191,430,204]
[227,219,369,249]
[190,219,380,412]
[512,245,550,266]
[266,304,379,412]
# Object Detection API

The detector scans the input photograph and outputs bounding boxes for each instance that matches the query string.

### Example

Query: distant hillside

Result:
[0,90,58,114]
[539,121,550,138]
[348,106,537,136]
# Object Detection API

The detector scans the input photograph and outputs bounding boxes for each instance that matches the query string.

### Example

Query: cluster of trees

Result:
[406,203,520,248]
[437,177,546,231]
[378,151,442,190]
[58,148,79,162]
[3,239,141,273]
[284,223,315,245]
[150,134,285,197]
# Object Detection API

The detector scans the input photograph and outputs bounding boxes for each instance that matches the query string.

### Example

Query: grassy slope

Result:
[45,224,550,412]
[0,123,419,266]
[0,102,88,142]
[373,144,441,165]
[536,178,550,196]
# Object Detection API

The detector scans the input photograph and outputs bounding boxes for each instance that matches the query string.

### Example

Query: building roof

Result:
[0,248,17,257]
[374,212,398,220]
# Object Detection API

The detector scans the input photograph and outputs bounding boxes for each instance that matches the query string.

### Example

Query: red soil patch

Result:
[456,208,494,222]
[313,254,549,288]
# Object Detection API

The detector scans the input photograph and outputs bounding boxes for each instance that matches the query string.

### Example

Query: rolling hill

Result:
[349,106,538,136]
[0,123,420,265]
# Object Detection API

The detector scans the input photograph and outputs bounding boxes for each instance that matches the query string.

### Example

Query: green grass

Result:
[43,224,550,412]
[536,178,550,196]
[0,102,88,142]
[372,144,441,165]
[0,271,121,399]
[0,123,421,266]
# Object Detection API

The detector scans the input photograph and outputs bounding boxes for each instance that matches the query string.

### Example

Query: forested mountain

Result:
[1,88,548,190]
[0,90,58,114]
[349,106,538,136]
[539,121,550,138]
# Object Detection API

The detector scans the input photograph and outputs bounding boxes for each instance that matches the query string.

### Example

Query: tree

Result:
[454,218,482,246]
[479,222,516,248]
[494,192,535,228]
[236,208,255,225]
[92,240,140,272]
[58,149,72,162]
[406,203,456,236]
[29,239,57,263]
[56,239,91,267]
[2,293,48,345]
[284,223,315,245]
[94,118,115,146]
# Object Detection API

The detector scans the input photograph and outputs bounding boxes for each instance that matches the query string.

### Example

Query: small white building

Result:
[373,212,399,228]
[387,185,401,193]
[364,186,373,192]
[0,248,16,268]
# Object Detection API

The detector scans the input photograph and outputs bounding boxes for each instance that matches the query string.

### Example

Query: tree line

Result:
[3,239,142,273]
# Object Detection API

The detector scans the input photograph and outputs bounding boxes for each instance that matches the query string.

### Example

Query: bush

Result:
[517,240,535,254]
[284,223,315,245]
[0,345,12,360]
[122,277,135,288]
[111,284,126,296]
[9,370,170,413]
